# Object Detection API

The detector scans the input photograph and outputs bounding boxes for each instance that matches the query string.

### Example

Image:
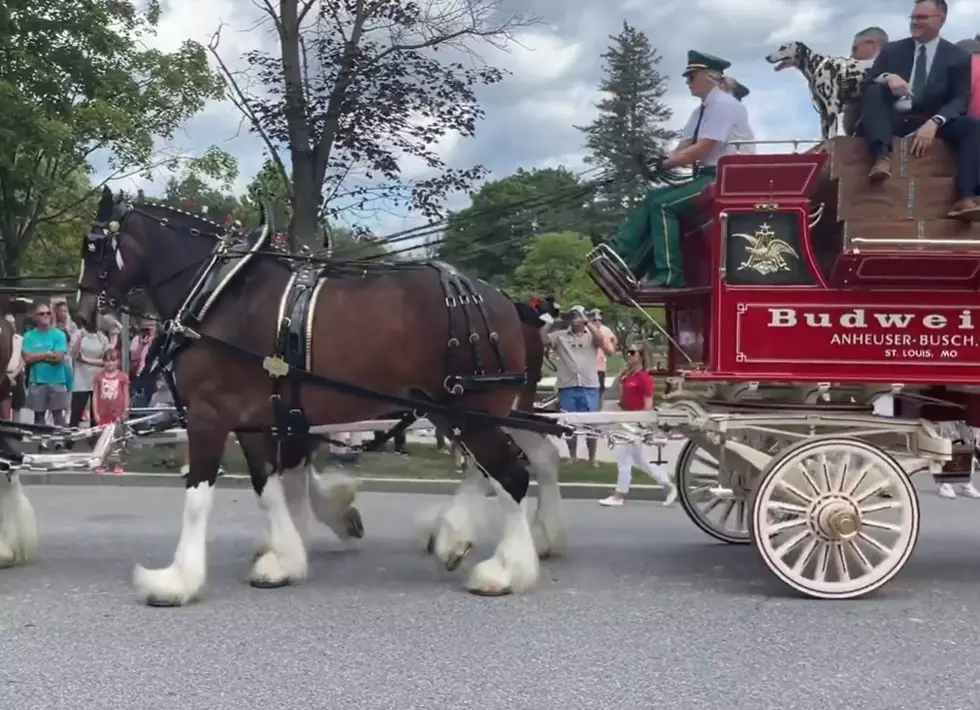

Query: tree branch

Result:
[208,23,294,200]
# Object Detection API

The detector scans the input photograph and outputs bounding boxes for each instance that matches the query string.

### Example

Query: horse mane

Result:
[131,201,226,233]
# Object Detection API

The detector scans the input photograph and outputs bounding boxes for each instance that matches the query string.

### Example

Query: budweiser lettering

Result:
[734,304,980,365]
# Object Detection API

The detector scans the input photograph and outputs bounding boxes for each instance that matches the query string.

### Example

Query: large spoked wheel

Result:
[676,440,754,545]
[751,437,920,600]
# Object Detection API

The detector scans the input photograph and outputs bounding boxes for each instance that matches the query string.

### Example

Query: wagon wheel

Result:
[750,437,920,600]
[675,433,784,545]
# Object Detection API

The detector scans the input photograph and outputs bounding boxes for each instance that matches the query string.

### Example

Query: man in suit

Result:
[843,27,889,136]
[859,0,980,220]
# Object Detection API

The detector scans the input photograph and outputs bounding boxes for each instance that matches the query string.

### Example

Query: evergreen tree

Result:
[577,22,677,233]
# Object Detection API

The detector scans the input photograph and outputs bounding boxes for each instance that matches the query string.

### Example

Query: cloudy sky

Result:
[106,0,980,235]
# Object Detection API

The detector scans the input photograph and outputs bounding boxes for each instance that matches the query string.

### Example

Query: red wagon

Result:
[588,137,980,599]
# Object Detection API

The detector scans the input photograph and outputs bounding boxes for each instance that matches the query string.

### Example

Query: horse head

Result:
[77,186,269,328]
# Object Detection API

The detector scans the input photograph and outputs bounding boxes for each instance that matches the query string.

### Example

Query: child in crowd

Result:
[92,349,129,474]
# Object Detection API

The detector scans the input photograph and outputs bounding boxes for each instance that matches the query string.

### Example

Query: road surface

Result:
[2,485,980,710]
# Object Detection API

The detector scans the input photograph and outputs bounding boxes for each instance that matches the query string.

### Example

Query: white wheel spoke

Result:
[818,452,833,491]
[859,500,901,515]
[735,501,746,531]
[766,500,808,515]
[719,499,736,527]
[857,531,892,556]
[843,460,874,496]
[767,516,806,534]
[833,453,850,492]
[791,538,819,575]
[862,519,902,534]
[773,528,810,557]
[813,542,831,583]
[833,543,850,580]
[692,453,717,469]
[845,539,874,574]
[776,480,814,504]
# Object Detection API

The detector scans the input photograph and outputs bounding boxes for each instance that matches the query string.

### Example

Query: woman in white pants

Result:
[599,344,677,507]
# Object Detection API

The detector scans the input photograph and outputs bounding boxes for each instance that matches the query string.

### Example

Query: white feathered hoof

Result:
[466,559,514,596]
[412,504,445,554]
[531,519,558,560]
[433,518,476,572]
[342,506,364,540]
[133,564,201,607]
[248,549,307,589]
[0,479,38,567]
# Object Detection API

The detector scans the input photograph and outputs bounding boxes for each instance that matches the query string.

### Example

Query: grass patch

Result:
[114,440,620,485]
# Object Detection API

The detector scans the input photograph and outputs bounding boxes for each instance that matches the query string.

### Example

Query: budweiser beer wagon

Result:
[588,136,980,600]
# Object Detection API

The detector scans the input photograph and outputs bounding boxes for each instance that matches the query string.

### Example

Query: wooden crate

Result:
[842,218,980,250]
[837,176,956,220]
[821,136,956,180]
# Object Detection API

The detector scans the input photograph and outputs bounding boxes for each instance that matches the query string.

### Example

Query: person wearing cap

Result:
[610,50,753,287]
[730,79,749,101]
[587,308,618,406]
[843,27,889,136]
[544,305,614,465]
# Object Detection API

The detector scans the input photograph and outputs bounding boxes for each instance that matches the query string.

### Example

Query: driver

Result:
[610,51,753,287]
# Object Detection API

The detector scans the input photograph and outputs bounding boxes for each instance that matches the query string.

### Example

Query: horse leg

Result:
[0,472,38,568]
[133,423,226,606]
[505,428,566,559]
[246,437,308,589]
[413,458,489,556]
[460,426,539,596]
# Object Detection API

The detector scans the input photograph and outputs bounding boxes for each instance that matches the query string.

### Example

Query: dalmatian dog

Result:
[766,41,874,140]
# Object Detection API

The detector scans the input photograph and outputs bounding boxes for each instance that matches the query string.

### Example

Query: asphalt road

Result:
[3,485,980,710]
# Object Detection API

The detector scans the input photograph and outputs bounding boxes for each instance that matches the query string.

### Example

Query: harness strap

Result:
[175,329,565,437]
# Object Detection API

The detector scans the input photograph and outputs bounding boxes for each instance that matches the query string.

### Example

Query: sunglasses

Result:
[36,311,51,316]
[627,349,641,355]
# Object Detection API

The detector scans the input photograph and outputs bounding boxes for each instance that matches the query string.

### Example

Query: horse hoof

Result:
[249,578,291,590]
[344,507,364,539]
[444,542,473,572]
[468,586,513,597]
[145,596,185,607]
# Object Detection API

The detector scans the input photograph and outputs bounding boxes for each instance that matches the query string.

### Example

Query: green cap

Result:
[731,80,749,100]
[683,50,731,76]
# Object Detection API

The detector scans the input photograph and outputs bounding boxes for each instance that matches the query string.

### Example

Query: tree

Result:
[435,167,594,283]
[208,0,536,250]
[0,0,233,276]
[576,22,677,232]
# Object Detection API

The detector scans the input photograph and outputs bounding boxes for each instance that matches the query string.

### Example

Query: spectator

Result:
[129,319,156,408]
[21,302,70,427]
[587,308,618,411]
[92,348,129,473]
[69,319,110,431]
[544,305,614,465]
[599,343,677,506]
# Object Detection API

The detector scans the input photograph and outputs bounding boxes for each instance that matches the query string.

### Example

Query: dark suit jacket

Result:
[862,37,972,122]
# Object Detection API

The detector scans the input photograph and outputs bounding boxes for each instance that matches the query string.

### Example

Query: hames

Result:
[766,308,976,330]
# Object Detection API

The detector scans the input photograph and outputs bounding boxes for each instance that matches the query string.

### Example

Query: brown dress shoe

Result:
[947,198,980,221]
[868,157,891,183]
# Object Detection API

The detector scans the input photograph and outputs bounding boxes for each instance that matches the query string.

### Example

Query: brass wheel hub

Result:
[810,496,861,541]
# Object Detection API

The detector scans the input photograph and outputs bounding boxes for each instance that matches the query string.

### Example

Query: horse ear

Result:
[99,185,114,210]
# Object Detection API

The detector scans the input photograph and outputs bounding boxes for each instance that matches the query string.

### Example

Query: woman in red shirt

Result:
[599,344,677,507]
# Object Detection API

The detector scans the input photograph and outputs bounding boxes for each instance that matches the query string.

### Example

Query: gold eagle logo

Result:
[732,223,799,275]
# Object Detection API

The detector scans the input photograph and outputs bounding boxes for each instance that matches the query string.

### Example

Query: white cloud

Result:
[88,0,980,237]
[485,30,583,83]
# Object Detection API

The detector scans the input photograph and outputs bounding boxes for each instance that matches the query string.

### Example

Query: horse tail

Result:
[513,301,545,412]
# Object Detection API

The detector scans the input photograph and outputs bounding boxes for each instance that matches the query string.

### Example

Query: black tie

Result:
[911,45,928,100]
[692,105,706,141]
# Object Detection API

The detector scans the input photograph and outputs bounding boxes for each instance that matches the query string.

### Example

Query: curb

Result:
[16,471,669,502]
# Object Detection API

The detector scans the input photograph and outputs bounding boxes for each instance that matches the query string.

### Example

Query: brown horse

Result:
[77,187,566,606]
